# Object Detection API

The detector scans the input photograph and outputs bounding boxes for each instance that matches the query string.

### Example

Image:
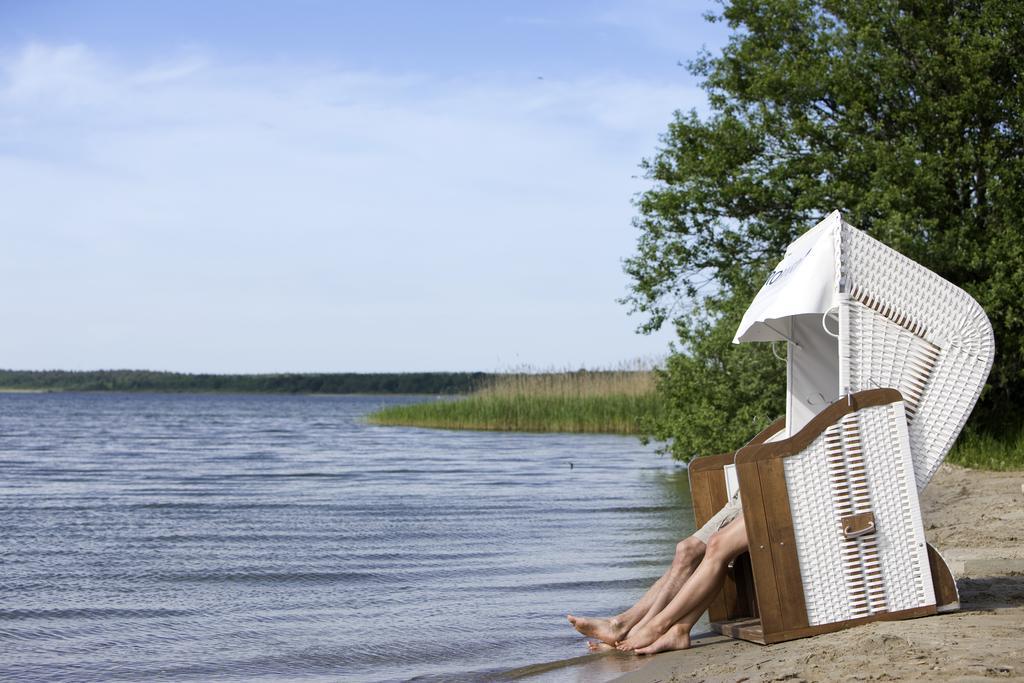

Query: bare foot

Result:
[587,640,615,652]
[634,624,691,655]
[566,614,628,645]
[615,621,664,652]
[623,616,652,640]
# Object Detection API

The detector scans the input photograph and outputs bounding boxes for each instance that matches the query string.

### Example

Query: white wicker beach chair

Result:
[688,211,994,644]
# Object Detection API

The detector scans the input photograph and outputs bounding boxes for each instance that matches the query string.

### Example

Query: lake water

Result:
[0,393,698,682]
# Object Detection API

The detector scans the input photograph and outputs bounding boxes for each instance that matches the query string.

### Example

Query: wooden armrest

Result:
[689,415,787,476]
[689,450,736,475]
[735,389,902,465]
[688,421,784,626]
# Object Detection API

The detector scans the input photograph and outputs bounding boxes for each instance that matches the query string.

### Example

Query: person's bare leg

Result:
[568,536,705,644]
[622,537,705,638]
[617,516,748,652]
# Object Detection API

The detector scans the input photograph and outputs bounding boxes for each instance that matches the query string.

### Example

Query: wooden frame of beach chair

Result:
[690,391,960,644]
[686,212,993,644]
[688,416,785,625]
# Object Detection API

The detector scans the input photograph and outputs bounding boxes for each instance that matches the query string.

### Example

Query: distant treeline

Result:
[0,369,489,395]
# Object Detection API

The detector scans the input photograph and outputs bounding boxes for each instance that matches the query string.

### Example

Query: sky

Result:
[0,0,730,373]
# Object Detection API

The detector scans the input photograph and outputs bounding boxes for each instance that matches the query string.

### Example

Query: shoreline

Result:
[514,464,1023,682]
[588,464,1024,682]
[0,388,449,397]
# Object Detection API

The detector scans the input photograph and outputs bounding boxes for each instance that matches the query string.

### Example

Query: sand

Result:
[599,464,1024,682]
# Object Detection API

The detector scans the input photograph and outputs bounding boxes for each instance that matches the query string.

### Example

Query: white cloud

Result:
[0,44,698,372]
[594,0,728,56]
[3,43,104,104]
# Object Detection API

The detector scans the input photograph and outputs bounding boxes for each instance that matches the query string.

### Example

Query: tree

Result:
[625,0,1024,460]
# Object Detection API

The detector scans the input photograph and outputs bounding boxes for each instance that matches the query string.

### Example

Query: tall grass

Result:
[367,364,664,434]
[948,428,1024,470]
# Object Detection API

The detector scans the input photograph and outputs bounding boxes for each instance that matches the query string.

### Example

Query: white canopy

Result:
[733,211,843,344]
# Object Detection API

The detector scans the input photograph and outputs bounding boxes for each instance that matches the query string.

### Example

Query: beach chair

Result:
[688,211,994,644]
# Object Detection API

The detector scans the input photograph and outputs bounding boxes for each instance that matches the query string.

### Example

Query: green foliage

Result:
[0,369,487,395]
[625,0,1024,459]
[948,428,1024,471]
[639,284,785,459]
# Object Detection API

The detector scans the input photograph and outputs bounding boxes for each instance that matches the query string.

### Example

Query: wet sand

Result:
[604,464,1024,682]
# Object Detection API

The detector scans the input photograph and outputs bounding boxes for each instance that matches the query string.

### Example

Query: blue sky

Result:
[1,1,729,373]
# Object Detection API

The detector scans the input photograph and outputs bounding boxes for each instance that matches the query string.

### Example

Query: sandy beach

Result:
[541,464,1023,682]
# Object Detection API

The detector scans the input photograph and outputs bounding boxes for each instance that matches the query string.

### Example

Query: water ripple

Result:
[0,392,693,682]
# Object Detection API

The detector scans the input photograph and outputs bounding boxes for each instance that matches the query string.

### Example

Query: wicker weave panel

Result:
[842,298,949,488]
[861,401,934,613]
[910,345,994,488]
[786,423,850,624]
[841,226,993,357]
[839,223,994,489]
[785,401,934,626]
[843,299,939,421]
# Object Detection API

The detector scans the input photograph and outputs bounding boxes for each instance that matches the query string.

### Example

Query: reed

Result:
[367,365,664,434]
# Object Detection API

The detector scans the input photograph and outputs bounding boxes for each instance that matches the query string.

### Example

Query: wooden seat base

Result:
[689,411,960,646]
[709,544,958,645]
[711,604,936,645]
[710,617,765,644]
